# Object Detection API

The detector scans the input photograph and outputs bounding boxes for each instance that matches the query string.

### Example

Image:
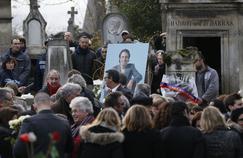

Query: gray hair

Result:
[133,83,151,97]
[34,92,51,105]
[0,88,12,101]
[67,74,86,88]
[70,96,93,114]
[59,83,81,97]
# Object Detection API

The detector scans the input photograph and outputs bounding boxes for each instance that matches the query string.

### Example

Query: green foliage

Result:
[112,0,161,42]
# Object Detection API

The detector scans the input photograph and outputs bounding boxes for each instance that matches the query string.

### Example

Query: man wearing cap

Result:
[121,30,130,43]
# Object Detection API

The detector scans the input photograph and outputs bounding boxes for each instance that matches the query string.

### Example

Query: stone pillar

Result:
[0,0,12,53]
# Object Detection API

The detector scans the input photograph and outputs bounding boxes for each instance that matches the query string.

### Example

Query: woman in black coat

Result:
[79,108,124,158]
[122,105,162,158]
[201,106,243,158]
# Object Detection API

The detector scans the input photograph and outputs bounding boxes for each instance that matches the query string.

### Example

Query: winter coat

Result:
[122,128,162,158]
[71,47,96,85]
[196,66,219,102]
[1,49,31,86]
[52,98,74,125]
[160,116,205,158]
[79,125,124,158]
[0,69,20,86]
[203,126,243,158]
[0,125,15,158]
[13,110,73,158]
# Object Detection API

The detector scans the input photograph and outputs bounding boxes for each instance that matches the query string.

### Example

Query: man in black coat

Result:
[13,92,73,158]
[160,102,205,158]
[71,36,96,90]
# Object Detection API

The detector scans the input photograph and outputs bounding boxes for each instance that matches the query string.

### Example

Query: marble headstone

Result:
[102,13,128,44]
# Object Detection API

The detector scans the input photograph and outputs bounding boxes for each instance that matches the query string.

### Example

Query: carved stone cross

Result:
[68,7,78,22]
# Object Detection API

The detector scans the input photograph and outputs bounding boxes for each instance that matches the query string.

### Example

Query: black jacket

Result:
[122,128,162,158]
[13,110,73,158]
[71,47,96,85]
[79,125,124,158]
[0,125,15,158]
[160,116,205,158]
[0,70,20,86]
[203,126,243,158]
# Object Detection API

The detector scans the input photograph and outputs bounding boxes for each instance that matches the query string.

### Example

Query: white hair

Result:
[60,83,81,97]
[70,96,93,114]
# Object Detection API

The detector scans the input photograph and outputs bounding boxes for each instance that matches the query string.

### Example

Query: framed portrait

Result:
[99,43,149,102]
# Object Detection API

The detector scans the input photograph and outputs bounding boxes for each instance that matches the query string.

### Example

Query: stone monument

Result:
[23,0,47,59]
[82,0,106,35]
[46,39,72,85]
[102,13,128,44]
[67,7,78,35]
[0,0,12,53]
[159,0,243,94]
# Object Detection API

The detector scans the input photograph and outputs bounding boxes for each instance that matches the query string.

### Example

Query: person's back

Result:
[160,102,205,158]
[14,111,73,157]
[160,123,204,158]
[201,106,243,158]
[13,93,73,158]
[204,127,242,158]
[79,108,124,158]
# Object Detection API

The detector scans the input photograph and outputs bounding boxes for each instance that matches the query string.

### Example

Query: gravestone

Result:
[0,0,12,53]
[67,7,78,35]
[23,0,47,59]
[46,39,72,85]
[159,0,243,94]
[102,13,128,44]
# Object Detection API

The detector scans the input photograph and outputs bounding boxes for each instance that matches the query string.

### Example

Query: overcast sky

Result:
[12,0,88,35]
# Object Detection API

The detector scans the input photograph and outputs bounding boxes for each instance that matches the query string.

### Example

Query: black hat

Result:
[171,101,188,116]
[131,92,152,107]
[231,107,243,123]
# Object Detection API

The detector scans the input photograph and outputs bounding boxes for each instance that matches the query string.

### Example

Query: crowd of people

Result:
[0,32,243,158]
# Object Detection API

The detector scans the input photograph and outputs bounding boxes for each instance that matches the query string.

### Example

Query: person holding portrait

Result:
[112,49,142,90]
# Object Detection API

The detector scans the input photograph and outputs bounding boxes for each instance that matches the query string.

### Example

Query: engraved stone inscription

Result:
[169,20,233,27]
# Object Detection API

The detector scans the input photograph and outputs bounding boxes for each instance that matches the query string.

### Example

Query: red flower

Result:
[51,131,60,142]
[20,133,29,142]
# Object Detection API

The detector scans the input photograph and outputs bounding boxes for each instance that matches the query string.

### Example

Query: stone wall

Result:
[0,0,12,53]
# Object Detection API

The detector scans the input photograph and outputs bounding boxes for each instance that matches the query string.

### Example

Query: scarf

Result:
[47,82,61,96]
